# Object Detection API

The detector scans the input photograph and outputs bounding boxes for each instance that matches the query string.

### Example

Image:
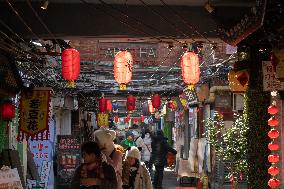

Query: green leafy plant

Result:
[204,111,248,188]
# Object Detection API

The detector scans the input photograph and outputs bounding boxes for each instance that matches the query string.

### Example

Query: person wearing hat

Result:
[94,128,124,189]
[121,131,136,149]
[122,146,153,189]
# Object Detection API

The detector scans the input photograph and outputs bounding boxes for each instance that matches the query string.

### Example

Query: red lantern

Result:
[141,115,145,122]
[268,154,280,163]
[126,95,136,112]
[268,105,279,115]
[181,52,200,85]
[148,100,155,114]
[268,167,280,176]
[268,117,279,127]
[61,48,80,87]
[0,101,15,121]
[114,115,119,123]
[268,129,280,139]
[106,99,112,112]
[268,178,281,188]
[98,98,106,113]
[152,94,161,109]
[268,142,280,151]
[113,50,133,89]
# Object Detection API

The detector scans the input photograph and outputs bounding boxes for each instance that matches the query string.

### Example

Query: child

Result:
[70,141,118,189]
[122,146,153,189]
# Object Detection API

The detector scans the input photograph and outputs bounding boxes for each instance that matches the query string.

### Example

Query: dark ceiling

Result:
[1,0,282,104]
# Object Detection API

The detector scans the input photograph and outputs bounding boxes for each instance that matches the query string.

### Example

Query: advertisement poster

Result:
[57,135,81,187]
[27,119,55,189]
[0,167,23,189]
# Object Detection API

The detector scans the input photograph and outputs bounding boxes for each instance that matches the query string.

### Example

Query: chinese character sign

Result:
[262,61,284,91]
[18,88,52,140]
[57,135,81,186]
[0,167,23,189]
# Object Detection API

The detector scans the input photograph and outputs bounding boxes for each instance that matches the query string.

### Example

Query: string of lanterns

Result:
[267,92,281,189]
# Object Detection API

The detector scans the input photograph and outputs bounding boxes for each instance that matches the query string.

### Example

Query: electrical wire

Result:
[159,0,212,43]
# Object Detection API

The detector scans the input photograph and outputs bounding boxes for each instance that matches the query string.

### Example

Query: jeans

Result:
[153,165,164,189]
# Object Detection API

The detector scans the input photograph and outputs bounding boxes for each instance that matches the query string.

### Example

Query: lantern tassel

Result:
[66,80,75,88]
[119,84,127,90]
[187,84,195,90]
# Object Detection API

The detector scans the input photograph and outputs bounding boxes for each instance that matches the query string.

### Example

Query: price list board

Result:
[57,135,81,187]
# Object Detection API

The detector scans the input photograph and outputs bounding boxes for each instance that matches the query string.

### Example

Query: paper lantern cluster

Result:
[61,48,80,88]
[228,69,249,93]
[0,101,16,121]
[97,97,113,127]
[113,50,133,90]
[181,52,200,88]
[267,97,280,188]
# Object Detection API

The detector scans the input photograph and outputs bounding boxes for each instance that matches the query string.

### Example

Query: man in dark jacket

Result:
[150,130,177,189]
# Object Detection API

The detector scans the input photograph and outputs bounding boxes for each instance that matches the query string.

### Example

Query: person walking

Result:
[70,141,117,189]
[122,146,153,189]
[150,130,177,189]
[142,130,152,169]
[121,131,136,149]
[94,129,123,189]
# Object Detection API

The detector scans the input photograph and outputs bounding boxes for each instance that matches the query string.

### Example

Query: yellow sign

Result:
[97,113,109,128]
[19,88,51,140]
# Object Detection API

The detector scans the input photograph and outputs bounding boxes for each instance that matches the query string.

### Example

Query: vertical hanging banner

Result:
[18,88,52,141]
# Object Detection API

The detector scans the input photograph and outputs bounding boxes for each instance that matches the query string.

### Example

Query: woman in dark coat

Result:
[150,130,177,189]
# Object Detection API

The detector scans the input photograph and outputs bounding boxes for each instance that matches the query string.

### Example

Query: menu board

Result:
[57,135,81,187]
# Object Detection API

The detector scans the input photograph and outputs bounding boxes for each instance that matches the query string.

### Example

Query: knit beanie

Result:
[126,146,141,160]
[125,131,134,138]
[94,129,113,145]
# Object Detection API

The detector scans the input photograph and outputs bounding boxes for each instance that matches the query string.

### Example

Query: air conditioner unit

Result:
[233,94,244,111]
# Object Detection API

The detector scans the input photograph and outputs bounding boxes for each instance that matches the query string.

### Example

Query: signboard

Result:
[262,61,284,91]
[0,167,23,189]
[57,135,81,186]
[19,88,52,140]
[215,94,231,109]
[27,119,55,189]
[98,42,158,66]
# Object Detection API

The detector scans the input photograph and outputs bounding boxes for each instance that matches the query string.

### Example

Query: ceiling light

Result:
[41,0,49,10]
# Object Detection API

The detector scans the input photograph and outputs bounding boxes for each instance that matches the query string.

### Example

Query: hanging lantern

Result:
[106,99,112,112]
[141,115,145,122]
[152,94,161,109]
[268,129,280,139]
[113,50,133,90]
[98,97,107,113]
[268,167,280,176]
[0,101,16,121]
[228,70,249,93]
[268,178,281,188]
[61,48,80,88]
[114,115,119,123]
[148,100,155,114]
[97,113,109,128]
[268,142,280,151]
[126,95,136,112]
[268,154,280,163]
[181,52,200,89]
[268,105,279,115]
[268,117,279,127]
